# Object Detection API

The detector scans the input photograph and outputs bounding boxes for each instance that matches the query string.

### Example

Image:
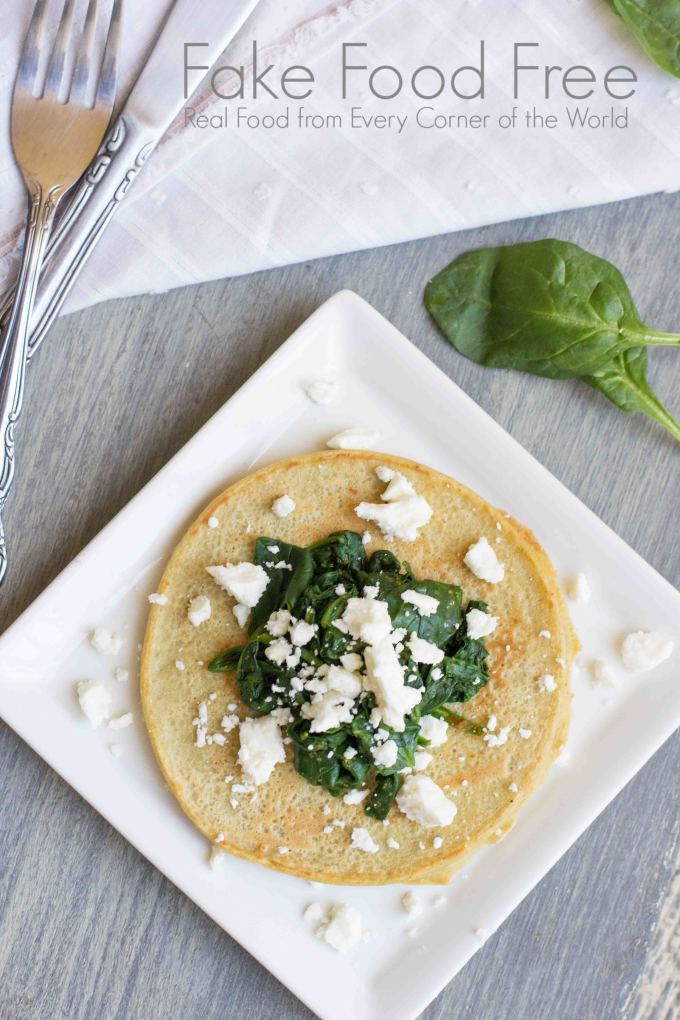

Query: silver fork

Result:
[0,0,120,584]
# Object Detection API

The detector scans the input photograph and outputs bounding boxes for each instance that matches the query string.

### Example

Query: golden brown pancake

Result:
[141,451,577,884]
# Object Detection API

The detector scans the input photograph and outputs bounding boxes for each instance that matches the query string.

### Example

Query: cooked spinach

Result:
[425,239,680,442]
[605,0,680,78]
[209,531,492,817]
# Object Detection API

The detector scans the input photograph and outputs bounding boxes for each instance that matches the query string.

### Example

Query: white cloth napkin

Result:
[0,0,678,314]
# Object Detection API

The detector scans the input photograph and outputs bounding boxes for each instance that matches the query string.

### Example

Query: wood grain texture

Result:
[0,192,678,1020]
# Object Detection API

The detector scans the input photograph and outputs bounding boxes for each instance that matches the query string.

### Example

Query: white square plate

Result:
[1,290,678,1020]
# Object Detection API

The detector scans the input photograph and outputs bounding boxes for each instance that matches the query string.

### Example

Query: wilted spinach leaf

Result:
[210,530,492,818]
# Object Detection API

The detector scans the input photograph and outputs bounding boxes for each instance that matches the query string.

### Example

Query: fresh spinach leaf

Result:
[425,239,680,442]
[607,0,680,78]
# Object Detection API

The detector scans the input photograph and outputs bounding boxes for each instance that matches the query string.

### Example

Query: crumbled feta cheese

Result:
[148,592,167,606]
[362,531,372,545]
[483,724,513,748]
[343,747,358,761]
[591,659,617,687]
[266,609,292,637]
[343,788,369,805]
[108,712,133,730]
[90,628,123,657]
[401,892,422,917]
[265,637,293,665]
[433,836,444,849]
[464,537,505,583]
[355,467,433,542]
[238,716,286,785]
[221,714,239,733]
[342,597,393,645]
[340,652,363,673]
[114,668,129,683]
[326,427,381,450]
[621,631,674,672]
[407,634,444,665]
[567,572,591,604]
[76,681,112,728]
[109,743,123,758]
[509,782,518,793]
[401,590,439,616]
[387,837,400,849]
[316,903,368,953]
[277,846,289,856]
[466,608,498,639]
[419,715,448,748]
[206,562,269,608]
[233,604,250,629]
[363,638,422,731]
[303,902,324,923]
[207,516,219,529]
[363,584,380,600]
[324,665,362,697]
[541,674,557,693]
[351,827,380,853]
[290,620,317,647]
[272,494,296,518]
[371,739,398,768]
[519,728,532,740]
[301,691,356,732]
[413,750,433,771]
[396,775,457,827]
[188,594,212,627]
[303,378,339,405]
[539,629,552,639]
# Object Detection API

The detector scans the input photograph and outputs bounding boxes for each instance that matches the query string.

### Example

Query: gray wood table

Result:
[0,192,678,1020]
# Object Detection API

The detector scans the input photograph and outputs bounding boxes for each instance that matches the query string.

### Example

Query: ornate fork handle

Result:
[0,180,63,583]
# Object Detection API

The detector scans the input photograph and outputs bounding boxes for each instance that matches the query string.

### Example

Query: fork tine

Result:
[43,0,77,101]
[69,0,98,106]
[94,0,122,110]
[16,0,50,95]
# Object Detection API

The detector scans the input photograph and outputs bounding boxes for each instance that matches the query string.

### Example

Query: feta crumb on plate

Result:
[464,537,505,584]
[620,631,673,672]
[401,891,422,917]
[109,743,123,758]
[303,378,339,405]
[188,594,212,627]
[89,627,123,657]
[76,681,112,728]
[272,494,296,518]
[316,903,370,953]
[303,902,324,923]
[566,572,591,604]
[355,466,433,542]
[351,827,380,853]
[114,667,129,683]
[326,427,381,450]
[108,712,133,730]
[590,659,617,687]
[208,846,227,872]
[396,775,457,827]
